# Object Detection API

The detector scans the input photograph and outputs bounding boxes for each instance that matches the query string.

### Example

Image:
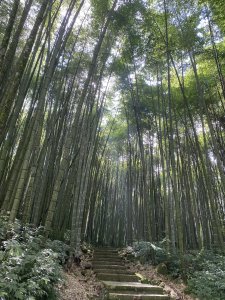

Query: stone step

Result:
[108,293,170,299]
[94,253,119,256]
[94,252,119,255]
[93,258,122,263]
[93,260,122,265]
[93,254,121,259]
[97,273,139,282]
[93,249,169,299]
[93,256,122,261]
[95,269,134,275]
[93,264,127,270]
[93,260,125,266]
[103,281,164,294]
[94,249,118,253]
[94,253,119,257]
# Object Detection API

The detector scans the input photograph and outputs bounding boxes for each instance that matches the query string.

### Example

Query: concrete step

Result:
[93,260,122,265]
[108,293,170,299]
[93,261,125,266]
[94,253,119,258]
[94,248,118,251]
[93,257,122,261]
[93,264,127,270]
[94,252,120,255]
[94,249,118,253]
[93,255,121,259]
[102,281,164,294]
[94,269,134,275]
[93,259,122,263]
[97,273,139,282]
[93,249,169,299]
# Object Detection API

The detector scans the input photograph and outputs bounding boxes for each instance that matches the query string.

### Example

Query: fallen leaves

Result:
[58,254,104,300]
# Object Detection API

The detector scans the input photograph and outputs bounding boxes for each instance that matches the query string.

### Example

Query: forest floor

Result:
[127,261,197,300]
[58,253,197,300]
[57,254,104,300]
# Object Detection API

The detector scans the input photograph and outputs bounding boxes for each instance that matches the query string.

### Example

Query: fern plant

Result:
[0,216,68,300]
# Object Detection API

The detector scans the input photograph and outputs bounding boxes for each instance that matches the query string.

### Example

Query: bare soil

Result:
[127,261,197,300]
[57,255,104,300]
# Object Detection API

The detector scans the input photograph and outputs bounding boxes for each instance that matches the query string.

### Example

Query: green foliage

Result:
[0,216,69,300]
[130,241,225,300]
[186,253,225,299]
[0,214,9,240]
[200,0,225,33]
[46,239,70,265]
[0,0,16,39]
[132,241,167,264]
[91,0,112,29]
[113,0,146,31]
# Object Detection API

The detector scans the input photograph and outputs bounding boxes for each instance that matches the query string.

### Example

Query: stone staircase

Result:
[93,248,170,300]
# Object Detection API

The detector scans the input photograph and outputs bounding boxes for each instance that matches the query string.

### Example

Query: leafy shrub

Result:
[127,239,225,300]
[186,254,225,300]
[0,214,9,241]
[165,251,199,279]
[46,239,70,265]
[0,215,69,300]
[132,241,167,264]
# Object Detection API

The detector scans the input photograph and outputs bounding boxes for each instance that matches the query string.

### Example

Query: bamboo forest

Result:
[0,0,225,299]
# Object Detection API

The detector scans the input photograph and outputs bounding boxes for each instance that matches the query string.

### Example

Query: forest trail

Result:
[93,248,170,299]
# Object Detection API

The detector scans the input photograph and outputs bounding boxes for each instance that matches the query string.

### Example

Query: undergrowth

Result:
[0,215,70,300]
[126,241,225,300]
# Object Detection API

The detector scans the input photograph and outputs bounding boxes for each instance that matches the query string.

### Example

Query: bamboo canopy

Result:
[0,0,224,255]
